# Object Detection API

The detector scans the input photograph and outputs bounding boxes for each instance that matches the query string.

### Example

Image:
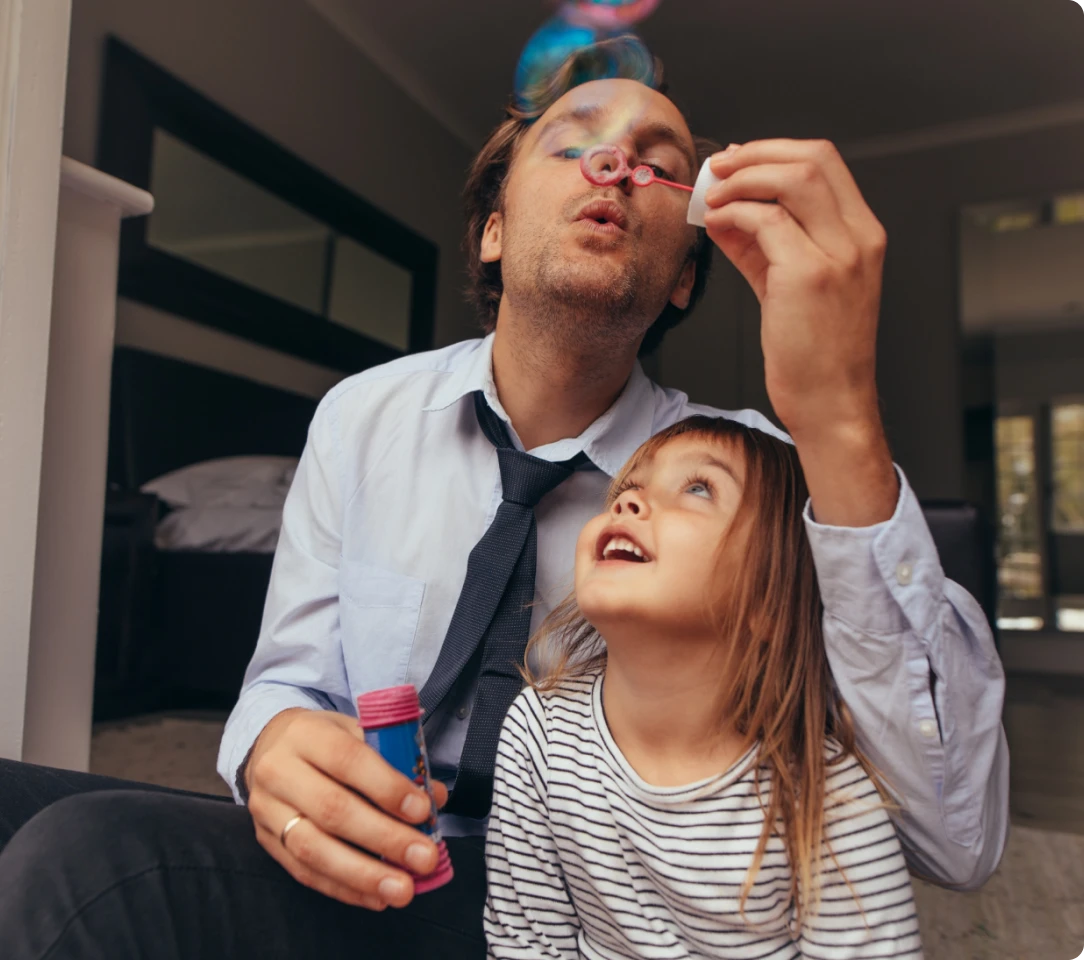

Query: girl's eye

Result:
[684,475,714,499]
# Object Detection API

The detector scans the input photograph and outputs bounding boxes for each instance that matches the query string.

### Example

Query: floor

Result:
[89,672,1084,959]
[1003,673,1084,835]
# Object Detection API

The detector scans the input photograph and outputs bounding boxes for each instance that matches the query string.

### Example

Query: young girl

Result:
[483,416,923,959]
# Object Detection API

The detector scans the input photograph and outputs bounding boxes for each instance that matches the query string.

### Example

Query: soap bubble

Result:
[514,2,662,107]
[561,0,662,29]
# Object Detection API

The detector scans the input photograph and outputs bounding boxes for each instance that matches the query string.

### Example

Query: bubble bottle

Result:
[357,685,454,893]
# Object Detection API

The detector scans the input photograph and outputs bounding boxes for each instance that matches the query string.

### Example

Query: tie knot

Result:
[496,447,576,507]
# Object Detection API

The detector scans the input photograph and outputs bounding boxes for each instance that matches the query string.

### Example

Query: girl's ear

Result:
[668,257,696,310]
[480,212,504,264]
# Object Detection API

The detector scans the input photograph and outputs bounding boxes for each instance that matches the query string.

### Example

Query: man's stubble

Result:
[499,191,687,357]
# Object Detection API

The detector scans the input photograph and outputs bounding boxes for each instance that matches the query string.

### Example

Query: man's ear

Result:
[668,257,696,310]
[480,212,503,264]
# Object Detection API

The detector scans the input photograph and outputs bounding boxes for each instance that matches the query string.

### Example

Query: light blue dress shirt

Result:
[217,333,1009,890]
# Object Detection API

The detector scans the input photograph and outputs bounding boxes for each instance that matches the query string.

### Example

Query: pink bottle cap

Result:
[357,685,422,729]
[412,841,455,893]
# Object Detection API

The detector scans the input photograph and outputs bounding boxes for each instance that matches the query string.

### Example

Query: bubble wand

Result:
[579,142,693,193]
[581,142,722,228]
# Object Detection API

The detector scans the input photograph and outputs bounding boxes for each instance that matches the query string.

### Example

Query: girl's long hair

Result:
[523,415,895,932]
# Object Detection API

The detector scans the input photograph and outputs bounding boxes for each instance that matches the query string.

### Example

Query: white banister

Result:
[21,160,153,770]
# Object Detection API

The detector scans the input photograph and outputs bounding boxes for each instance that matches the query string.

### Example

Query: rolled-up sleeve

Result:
[804,467,1009,890]
[216,392,355,803]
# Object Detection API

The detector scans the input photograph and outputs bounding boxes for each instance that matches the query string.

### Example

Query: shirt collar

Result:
[422,331,659,477]
[422,333,498,415]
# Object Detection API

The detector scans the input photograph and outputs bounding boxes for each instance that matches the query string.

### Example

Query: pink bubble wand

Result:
[580,142,693,193]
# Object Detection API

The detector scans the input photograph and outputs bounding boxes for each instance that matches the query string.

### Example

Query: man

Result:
[0,42,1007,958]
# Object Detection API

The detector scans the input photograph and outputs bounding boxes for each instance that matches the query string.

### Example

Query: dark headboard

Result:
[107,347,321,489]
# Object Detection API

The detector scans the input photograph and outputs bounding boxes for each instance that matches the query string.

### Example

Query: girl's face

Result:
[574,434,747,640]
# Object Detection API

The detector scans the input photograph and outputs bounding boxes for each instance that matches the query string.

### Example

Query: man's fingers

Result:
[432,779,449,809]
[276,812,416,908]
[289,713,435,825]
[704,200,827,298]
[704,163,857,265]
[710,139,884,240]
[254,794,401,910]
[253,755,440,877]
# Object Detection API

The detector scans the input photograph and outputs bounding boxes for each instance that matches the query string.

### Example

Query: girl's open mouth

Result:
[596,530,652,563]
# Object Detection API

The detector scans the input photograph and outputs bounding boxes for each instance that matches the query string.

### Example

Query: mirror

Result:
[147,131,413,352]
[98,38,436,372]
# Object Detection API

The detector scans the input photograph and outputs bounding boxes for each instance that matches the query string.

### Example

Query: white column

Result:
[0,0,72,762]
[22,160,153,771]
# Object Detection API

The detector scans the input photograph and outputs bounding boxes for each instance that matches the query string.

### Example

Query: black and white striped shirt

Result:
[484,675,923,959]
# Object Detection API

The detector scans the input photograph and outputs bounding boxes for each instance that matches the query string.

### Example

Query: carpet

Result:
[90,714,1084,958]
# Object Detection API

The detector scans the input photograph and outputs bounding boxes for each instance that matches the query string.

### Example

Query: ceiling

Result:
[311,0,1084,152]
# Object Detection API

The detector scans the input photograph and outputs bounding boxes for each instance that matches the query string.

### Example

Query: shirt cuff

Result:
[803,466,944,639]
[217,685,325,805]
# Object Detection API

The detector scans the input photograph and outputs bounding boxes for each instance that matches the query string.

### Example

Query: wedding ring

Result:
[280,813,305,848]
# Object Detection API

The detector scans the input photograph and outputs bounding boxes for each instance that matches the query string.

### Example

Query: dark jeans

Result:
[0,759,486,959]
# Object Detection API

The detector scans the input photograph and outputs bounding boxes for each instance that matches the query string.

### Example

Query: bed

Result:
[94,347,320,720]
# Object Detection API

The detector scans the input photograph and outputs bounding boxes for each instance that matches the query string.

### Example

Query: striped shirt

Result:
[484,675,924,959]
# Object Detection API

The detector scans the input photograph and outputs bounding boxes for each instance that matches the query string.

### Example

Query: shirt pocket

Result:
[338,560,425,699]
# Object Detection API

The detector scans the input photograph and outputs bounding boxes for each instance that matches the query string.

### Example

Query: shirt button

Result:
[456,706,469,720]
[919,719,939,739]
[896,561,913,586]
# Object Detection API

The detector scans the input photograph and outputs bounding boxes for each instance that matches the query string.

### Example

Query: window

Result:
[1056,598,1084,632]
[995,416,1044,605]
[1052,402,1084,534]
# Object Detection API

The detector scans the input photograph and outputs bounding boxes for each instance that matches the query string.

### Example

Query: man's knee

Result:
[6,788,254,876]
[0,790,256,960]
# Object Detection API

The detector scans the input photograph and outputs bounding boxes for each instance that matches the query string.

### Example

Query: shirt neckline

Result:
[421,333,659,477]
[590,673,759,804]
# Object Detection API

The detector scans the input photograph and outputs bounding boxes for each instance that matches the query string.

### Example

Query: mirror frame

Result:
[97,37,437,373]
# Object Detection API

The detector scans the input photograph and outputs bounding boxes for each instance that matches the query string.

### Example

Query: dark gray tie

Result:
[418,391,586,818]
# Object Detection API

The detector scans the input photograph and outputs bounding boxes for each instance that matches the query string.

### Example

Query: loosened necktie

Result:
[418,391,586,818]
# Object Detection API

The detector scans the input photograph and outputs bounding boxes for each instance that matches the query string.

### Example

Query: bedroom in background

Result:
[90,38,439,723]
[0,0,479,801]
[37,0,479,788]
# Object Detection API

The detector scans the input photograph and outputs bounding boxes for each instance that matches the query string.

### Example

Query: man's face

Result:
[481,79,700,343]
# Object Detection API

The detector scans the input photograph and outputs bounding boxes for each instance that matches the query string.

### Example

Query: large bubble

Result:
[561,1,661,29]
[514,1,662,107]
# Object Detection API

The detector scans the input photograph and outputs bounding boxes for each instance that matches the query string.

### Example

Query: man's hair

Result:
[462,37,720,356]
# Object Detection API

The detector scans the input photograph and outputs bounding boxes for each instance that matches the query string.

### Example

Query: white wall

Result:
[962,219,1084,333]
[995,327,1084,404]
[64,0,478,395]
[0,0,72,761]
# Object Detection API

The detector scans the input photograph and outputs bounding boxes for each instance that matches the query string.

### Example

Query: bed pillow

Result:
[153,504,284,553]
[141,456,299,509]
